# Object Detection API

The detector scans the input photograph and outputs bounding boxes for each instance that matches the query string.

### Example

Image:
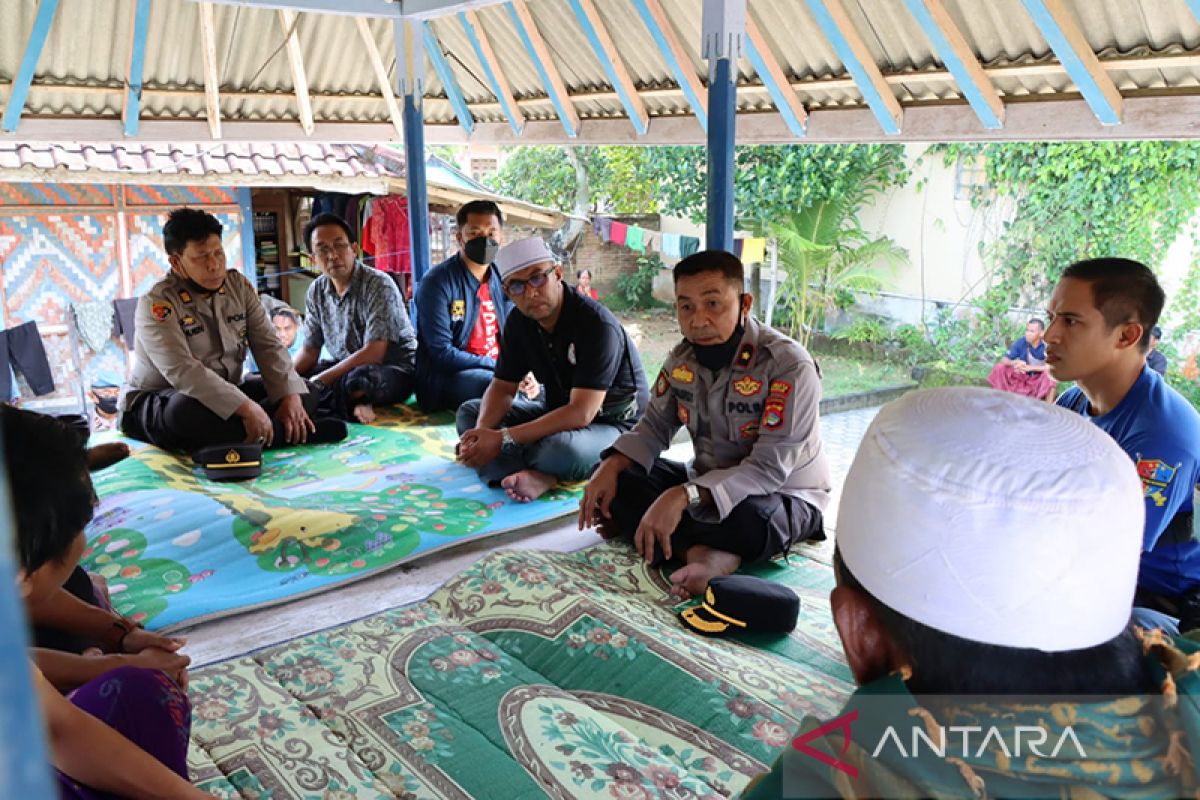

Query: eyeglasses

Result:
[504,265,557,296]
[313,241,353,259]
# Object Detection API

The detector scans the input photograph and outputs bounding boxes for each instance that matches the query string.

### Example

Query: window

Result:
[954,155,988,201]
[471,157,498,183]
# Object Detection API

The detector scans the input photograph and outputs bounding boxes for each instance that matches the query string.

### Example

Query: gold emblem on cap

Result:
[705,587,715,604]
[225,449,241,464]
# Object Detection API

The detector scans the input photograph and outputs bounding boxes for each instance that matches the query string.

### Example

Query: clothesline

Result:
[592,217,769,264]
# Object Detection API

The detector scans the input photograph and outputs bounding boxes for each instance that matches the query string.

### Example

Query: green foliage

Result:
[832,318,888,344]
[643,144,910,233]
[890,323,925,351]
[492,146,656,214]
[770,181,907,347]
[931,142,1200,357]
[610,254,669,311]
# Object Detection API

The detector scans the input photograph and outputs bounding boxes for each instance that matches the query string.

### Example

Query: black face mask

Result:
[463,236,500,266]
[693,321,745,372]
[180,272,223,297]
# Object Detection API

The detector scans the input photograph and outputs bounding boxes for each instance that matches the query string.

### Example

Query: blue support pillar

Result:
[3,0,61,133]
[237,187,258,290]
[395,18,431,286]
[702,0,744,253]
[122,0,152,137]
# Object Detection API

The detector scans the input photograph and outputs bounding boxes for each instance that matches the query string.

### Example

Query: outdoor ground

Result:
[617,309,912,397]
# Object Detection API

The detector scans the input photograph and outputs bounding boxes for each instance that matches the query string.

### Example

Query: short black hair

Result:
[1027,317,1045,330]
[303,213,356,252]
[1060,258,1165,351]
[271,307,299,324]
[456,200,503,228]
[576,268,591,280]
[833,549,1149,696]
[673,249,744,287]
[162,207,223,256]
[1152,326,1163,340]
[1,407,96,574]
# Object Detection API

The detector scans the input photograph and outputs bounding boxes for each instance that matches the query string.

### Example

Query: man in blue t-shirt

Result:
[987,317,1057,400]
[1047,258,1200,633]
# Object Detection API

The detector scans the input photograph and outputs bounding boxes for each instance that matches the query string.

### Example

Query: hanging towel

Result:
[610,221,628,246]
[363,195,413,275]
[597,217,613,242]
[661,232,681,258]
[112,298,139,349]
[74,302,115,353]
[742,237,767,264]
[626,226,645,252]
[645,231,661,253]
[680,235,700,257]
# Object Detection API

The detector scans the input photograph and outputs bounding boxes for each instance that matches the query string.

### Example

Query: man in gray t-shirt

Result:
[294,213,417,423]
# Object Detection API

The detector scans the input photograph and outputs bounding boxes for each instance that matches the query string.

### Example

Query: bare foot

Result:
[500,469,558,503]
[670,545,741,599]
[352,404,377,424]
[87,442,130,471]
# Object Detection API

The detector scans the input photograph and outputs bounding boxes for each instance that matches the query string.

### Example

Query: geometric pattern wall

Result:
[0,182,245,412]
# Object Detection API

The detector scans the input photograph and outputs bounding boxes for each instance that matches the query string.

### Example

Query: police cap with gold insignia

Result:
[679,575,800,636]
[193,443,262,481]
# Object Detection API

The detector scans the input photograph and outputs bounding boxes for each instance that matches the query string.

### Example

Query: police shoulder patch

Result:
[677,402,691,426]
[1136,457,1180,508]
[654,369,669,397]
[178,290,193,304]
[739,420,760,439]
[736,343,754,368]
[150,301,173,322]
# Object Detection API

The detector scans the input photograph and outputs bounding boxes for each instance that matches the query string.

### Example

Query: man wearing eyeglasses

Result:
[294,213,418,424]
[456,237,649,503]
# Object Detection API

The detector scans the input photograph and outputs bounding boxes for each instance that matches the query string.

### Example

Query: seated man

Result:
[416,201,538,412]
[986,317,1056,400]
[293,213,417,424]
[457,237,648,502]
[1048,258,1200,634]
[746,387,1192,799]
[119,208,345,453]
[5,406,207,798]
[580,250,829,598]
[1148,325,1168,375]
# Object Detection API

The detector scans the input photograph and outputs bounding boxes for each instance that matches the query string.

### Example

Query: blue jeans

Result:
[456,398,621,484]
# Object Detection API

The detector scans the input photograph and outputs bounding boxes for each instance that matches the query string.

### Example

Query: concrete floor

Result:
[179,407,882,667]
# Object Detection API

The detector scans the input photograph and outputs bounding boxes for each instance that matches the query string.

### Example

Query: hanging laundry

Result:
[626,226,645,252]
[595,217,613,242]
[0,321,55,399]
[742,237,767,264]
[610,221,629,246]
[363,195,413,275]
[645,231,661,254]
[112,298,139,349]
[73,302,115,353]
[680,235,700,257]
[661,232,682,258]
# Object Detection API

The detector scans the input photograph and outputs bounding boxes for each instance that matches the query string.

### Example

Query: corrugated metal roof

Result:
[3,0,1200,140]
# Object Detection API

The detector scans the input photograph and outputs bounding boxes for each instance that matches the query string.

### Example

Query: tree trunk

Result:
[554,145,590,257]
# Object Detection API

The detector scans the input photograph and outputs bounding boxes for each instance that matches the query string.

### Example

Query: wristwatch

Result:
[500,427,519,455]
[684,483,702,507]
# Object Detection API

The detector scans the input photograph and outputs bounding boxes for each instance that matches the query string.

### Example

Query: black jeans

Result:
[307,359,415,420]
[607,458,825,565]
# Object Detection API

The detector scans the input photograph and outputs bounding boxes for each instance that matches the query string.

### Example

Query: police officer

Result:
[119,208,345,453]
[579,250,830,599]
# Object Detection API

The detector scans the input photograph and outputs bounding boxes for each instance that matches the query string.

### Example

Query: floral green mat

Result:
[185,540,852,799]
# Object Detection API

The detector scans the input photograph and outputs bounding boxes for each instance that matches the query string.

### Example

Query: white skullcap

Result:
[494,237,554,281]
[837,387,1144,652]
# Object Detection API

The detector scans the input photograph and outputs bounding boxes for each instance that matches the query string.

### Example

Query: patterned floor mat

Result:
[83,407,581,631]
[186,541,852,799]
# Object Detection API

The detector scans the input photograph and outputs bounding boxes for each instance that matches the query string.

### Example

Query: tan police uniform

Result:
[118,269,313,452]
[606,316,830,562]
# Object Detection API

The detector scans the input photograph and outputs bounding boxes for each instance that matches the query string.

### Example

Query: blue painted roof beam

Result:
[506,0,579,137]
[1020,0,1122,125]
[423,23,475,135]
[804,0,902,135]
[3,0,62,134]
[630,0,706,132]
[123,0,153,137]
[567,0,649,135]
[903,0,1003,129]
[458,9,524,135]
[744,13,806,137]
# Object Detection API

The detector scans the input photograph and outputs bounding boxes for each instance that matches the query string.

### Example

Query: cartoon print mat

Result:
[83,407,581,631]
[184,542,852,799]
